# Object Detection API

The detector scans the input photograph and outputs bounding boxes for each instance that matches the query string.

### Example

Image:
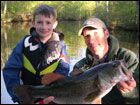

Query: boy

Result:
[2,5,70,104]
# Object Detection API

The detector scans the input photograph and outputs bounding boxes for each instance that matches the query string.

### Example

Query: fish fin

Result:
[91,98,102,104]
[13,85,35,104]
[90,87,113,104]
[41,73,65,85]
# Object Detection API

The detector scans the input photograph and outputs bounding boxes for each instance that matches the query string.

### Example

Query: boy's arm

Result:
[2,39,24,103]
[41,72,65,85]
[41,42,70,85]
[54,42,70,76]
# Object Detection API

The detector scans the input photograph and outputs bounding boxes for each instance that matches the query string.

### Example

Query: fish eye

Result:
[112,62,118,67]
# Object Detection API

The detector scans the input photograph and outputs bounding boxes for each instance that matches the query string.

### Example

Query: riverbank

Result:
[1,19,139,32]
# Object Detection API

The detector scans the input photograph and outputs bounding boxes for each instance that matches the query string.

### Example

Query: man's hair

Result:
[33,5,57,21]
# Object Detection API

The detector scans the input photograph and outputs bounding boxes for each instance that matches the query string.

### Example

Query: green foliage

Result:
[108,1,139,30]
[1,1,139,30]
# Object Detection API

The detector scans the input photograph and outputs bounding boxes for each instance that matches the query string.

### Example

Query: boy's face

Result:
[33,14,57,39]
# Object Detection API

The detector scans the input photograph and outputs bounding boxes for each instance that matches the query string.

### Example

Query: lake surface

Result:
[1,21,139,71]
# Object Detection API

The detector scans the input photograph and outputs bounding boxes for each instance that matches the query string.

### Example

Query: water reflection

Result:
[1,21,139,70]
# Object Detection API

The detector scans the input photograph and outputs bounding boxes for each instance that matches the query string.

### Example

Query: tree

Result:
[3,1,7,21]
[106,1,109,28]
[95,1,98,17]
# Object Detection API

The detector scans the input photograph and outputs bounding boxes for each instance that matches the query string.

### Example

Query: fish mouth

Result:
[120,61,128,75]
[120,60,132,79]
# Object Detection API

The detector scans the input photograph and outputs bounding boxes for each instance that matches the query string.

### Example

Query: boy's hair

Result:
[33,5,57,21]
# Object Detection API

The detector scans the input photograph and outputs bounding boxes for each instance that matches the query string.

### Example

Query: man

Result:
[71,18,139,104]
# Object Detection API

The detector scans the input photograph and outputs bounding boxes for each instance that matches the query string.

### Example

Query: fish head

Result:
[98,60,132,90]
[110,60,132,81]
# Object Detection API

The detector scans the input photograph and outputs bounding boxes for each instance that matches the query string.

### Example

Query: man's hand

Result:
[117,77,136,93]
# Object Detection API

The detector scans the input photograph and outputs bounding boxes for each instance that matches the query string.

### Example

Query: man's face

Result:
[33,14,56,39]
[83,27,109,57]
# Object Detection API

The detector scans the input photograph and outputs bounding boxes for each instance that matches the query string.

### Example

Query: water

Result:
[1,21,139,104]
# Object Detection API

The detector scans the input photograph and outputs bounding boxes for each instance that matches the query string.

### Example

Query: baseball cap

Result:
[78,18,107,36]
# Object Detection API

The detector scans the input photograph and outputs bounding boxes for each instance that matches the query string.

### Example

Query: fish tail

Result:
[13,85,34,104]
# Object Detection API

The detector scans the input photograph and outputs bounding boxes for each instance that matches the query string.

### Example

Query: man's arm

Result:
[117,48,139,93]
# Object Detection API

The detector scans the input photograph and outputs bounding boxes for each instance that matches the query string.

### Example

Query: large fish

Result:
[13,60,132,104]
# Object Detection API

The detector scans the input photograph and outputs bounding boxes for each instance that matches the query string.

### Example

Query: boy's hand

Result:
[36,96,55,104]
[41,73,65,85]
[117,77,136,93]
